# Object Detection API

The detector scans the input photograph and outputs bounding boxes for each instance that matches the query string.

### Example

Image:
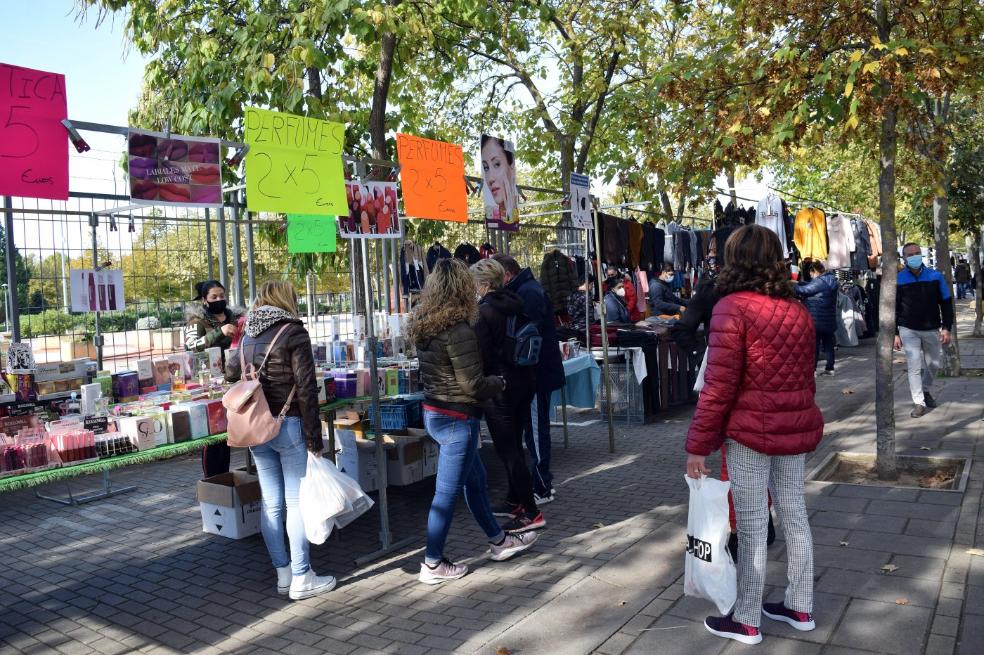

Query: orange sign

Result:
[396,133,467,222]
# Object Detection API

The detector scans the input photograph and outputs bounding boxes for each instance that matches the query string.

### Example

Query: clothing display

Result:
[540,250,579,315]
[865,221,882,270]
[639,222,656,271]
[426,243,451,270]
[401,241,429,293]
[627,220,644,269]
[848,218,872,272]
[755,194,789,258]
[835,291,859,347]
[454,242,481,266]
[635,270,650,315]
[824,214,855,269]
[793,207,828,262]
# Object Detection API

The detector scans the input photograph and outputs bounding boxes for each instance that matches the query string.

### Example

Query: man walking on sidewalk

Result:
[894,243,954,418]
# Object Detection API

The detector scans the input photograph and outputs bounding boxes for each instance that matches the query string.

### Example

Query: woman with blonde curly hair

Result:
[685,225,823,644]
[408,258,538,585]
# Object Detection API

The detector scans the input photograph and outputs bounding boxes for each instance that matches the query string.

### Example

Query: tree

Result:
[948,99,984,336]
[0,224,32,323]
[660,0,984,480]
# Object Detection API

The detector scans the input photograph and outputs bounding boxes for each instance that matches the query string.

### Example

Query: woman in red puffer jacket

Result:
[685,225,823,646]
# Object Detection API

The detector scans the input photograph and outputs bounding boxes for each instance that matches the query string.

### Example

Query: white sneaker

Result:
[288,569,337,600]
[534,489,556,505]
[276,566,292,595]
[489,531,538,561]
[418,559,469,585]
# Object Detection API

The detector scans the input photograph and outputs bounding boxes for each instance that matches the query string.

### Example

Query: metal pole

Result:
[231,194,245,308]
[392,235,402,313]
[592,207,616,453]
[88,213,103,369]
[60,218,70,313]
[382,240,391,314]
[4,197,21,342]
[363,236,392,550]
[217,206,228,289]
[245,210,257,305]
[205,208,214,280]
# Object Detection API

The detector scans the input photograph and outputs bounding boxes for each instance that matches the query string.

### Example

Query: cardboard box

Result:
[152,360,172,387]
[34,359,88,383]
[385,369,400,398]
[197,471,262,539]
[205,347,223,378]
[135,359,155,386]
[335,427,380,492]
[383,429,425,486]
[167,409,192,443]
[111,371,140,403]
[79,383,102,416]
[117,415,156,451]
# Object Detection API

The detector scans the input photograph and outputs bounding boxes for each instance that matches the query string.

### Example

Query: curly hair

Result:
[715,225,796,300]
[406,258,478,344]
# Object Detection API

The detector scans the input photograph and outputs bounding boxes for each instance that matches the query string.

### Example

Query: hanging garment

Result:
[825,214,856,269]
[793,207,828,261]
[865,219,883,270]
[712,225,740,266]
[454,242,481,266]
[600,213,628,267]
[639,222,656,271]
[755,194,789,258]
[653,226,666,268]
[663,224,676,267]
[401,241,429,292]
[635,269,650,314]
[479,243,498,259]
[782,199,797,259]
[688,229,699,270]
[622,278,642,322]
[426,243,451,270]
[835,291,859,347]
[849,218,872,271]
[540,250,579,315]
[627,220,644,269]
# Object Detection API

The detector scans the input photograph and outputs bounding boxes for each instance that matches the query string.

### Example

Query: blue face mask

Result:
[905,255,923,270]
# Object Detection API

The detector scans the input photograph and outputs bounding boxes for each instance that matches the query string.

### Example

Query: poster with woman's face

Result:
[479,135,519,232]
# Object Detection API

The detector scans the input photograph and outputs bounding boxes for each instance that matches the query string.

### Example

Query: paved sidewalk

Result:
[0,302,981,655]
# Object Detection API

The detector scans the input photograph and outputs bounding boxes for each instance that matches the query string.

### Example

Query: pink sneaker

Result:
[704,614,762,645]
[763,602,816,631]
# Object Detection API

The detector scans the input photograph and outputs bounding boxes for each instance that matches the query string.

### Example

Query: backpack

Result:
[504,314,542,367]
[222,324,297,448]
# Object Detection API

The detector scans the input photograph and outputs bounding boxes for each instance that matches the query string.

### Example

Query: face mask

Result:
[664,274,675,282]
[906,255,923,269]
[615,288,626,297]
[207,299,227,315]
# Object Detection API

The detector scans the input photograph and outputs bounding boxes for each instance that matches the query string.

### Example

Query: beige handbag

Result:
[223,324,296,448]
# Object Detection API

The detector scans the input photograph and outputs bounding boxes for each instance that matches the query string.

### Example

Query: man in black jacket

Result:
[493,254,565,504]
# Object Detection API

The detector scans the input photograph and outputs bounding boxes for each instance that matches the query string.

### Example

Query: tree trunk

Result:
[369,31,397,160]
[559,135,575,192]
[306,67,322,101]
[932,191,960,375]
[658,190,674,222]
[875,89,899,479]
[972,232,983,337]
[726,168,737,206]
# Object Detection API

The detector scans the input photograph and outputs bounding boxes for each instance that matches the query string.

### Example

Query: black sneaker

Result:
[704,614,762,645]
[911,404,927,418]
[924,393,938,408]
[492,501,523,518]
[502,511,546,534]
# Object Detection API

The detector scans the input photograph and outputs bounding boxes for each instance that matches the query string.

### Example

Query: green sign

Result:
[287,214,337,253]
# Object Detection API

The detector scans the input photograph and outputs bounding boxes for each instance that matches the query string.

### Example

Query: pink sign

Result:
[0,63,69,200]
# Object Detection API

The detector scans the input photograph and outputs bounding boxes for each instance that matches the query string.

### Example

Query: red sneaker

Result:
[763,603,816,631]
[704,614,762,645]
[502,511,546,534]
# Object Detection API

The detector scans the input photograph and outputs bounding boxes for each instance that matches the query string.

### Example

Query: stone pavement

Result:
[0,300,981,655]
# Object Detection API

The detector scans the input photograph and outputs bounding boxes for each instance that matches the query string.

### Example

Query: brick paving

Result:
[0,299,982,654]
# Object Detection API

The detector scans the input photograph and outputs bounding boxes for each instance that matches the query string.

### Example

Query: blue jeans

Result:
[423,410,504,562]
[523,389,554,496]
[250,417,310,576]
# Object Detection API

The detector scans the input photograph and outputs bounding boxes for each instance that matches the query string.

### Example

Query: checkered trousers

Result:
[725,439,814,627]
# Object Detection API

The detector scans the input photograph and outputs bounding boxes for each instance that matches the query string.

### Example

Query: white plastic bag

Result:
[299,453,374,544]
[683,475,737,615]
[693,347,710,392]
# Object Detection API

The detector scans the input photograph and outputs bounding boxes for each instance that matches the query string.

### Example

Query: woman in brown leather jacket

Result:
[408,258,538,585]
[225,281,334,601]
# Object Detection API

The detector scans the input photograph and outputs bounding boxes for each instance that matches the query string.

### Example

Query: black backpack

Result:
[504,314,542,367]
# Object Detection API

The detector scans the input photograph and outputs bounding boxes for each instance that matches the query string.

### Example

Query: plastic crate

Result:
[369,399,423,431]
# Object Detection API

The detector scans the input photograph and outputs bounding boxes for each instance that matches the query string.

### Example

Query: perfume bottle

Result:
[88,272,97,311]
[108,273,118,310]
[97,271,107,311]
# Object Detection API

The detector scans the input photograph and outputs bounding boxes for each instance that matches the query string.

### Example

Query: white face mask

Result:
[615,288,626,297]
[664,274,675,282]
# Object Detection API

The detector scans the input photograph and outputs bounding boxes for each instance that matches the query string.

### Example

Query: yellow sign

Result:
[243,108,347,215]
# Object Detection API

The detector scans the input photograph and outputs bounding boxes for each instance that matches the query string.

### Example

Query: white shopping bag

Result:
[683,475,737,614]
[693,347,710,392]
[299,453,374,544]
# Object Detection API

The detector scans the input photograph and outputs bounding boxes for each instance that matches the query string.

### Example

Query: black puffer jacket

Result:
[416,322,504,417]
[225,313,323,452]
[474,290,537,393]
[184,303,244,352]
[540,250,578,314]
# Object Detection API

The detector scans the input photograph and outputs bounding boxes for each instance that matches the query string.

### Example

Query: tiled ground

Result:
[1,300,982,655]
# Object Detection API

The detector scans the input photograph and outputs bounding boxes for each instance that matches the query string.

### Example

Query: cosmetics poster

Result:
[0,63,69,200]
[128,128,223,207]
[479,135,519,232]
[338,180,402,239]
[70,269,125,312]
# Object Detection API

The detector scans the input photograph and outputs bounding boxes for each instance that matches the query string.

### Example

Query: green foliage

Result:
[19,307,185,339]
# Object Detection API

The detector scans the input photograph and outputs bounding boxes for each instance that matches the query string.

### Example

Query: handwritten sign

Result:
[396,134,467,222]
[128,128,223,207]
[287,214,337,253]
[339,180,402,239]
[244,108,347,215]
[570,173,592,229]
[0,63,68,200]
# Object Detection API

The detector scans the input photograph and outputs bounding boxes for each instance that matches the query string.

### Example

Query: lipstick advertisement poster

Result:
[70,269,125,313]
[127,128,223,207]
